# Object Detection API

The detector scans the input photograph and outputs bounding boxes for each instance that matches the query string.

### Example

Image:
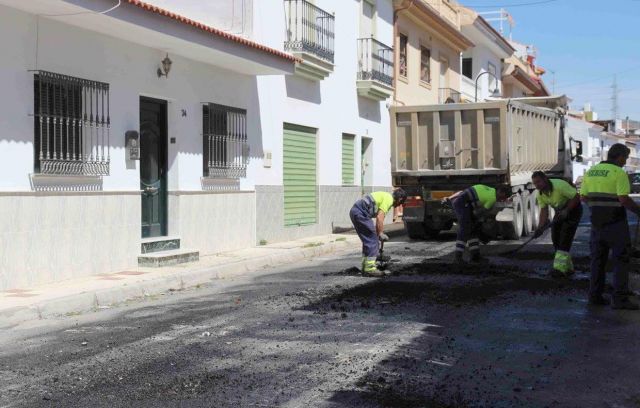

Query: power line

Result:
[464,0,558,8]
[555,64,640,89]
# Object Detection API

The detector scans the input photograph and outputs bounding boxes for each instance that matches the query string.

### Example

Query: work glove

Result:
[378,233,389,242]
[441,198,452,209]
[554,208,569,222]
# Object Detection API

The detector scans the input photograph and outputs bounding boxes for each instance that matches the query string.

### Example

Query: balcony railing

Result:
[439,88,462,104]
[357,38,394,86]
[284,0,335,63]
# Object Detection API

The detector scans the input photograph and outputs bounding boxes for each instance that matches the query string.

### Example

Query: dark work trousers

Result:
[453,196,479,253]
[350,199,379,258]
[590,219,631,301]
[552,205,583,251]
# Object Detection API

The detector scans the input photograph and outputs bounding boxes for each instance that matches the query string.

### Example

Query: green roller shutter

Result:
[341,134,355,185]
[284,124,317,226]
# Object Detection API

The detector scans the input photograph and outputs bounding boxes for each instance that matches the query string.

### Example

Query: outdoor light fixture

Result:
[157,53,172,78]
[474,71,501,102]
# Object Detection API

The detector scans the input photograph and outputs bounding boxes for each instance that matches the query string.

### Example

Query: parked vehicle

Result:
[630,173,640,194]
[390,96,580,240]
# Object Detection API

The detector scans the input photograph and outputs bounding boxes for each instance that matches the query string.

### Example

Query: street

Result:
[2,226,640,408]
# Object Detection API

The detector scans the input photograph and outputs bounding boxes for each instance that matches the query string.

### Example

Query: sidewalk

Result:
[0,233,367,329]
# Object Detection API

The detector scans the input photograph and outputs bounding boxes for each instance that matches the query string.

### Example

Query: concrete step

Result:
[138,249,199,267]
[141,236,181,254]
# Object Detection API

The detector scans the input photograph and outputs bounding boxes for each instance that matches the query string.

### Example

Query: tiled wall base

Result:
[255,185,392,245]
[170,191,256,256]
[0,193,140,291]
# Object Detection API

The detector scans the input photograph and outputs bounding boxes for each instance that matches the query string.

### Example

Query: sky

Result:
[461,0,640,120]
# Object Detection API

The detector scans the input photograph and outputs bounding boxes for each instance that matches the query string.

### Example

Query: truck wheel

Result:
[530,191,540,230]
[405,222,426,239]
[522,191,534,236]
[503,194,524,240]
[405,222,440,239]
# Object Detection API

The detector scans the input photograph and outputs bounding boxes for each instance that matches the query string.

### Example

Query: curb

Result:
[0,238,361,329]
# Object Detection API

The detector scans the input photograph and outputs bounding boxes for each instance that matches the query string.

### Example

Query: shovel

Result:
[376,240,392,270]
[500,221,553,256]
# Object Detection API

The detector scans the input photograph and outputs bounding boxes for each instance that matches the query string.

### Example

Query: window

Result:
[399,34,408,78]
[34,71,110,175]
[202,103,249,178]
[488,62,498,92]
[462,58,473,79]
[420,47,431,83]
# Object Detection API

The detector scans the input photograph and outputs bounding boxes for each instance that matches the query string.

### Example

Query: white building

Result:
[0,0,394,290]
[564,115,605,182]
[457,6,514,102]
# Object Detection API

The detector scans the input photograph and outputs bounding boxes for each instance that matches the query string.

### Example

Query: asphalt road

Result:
[2,228,640,408]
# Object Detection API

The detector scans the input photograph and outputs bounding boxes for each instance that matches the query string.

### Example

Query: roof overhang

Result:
[395,0,474,52]
[503,65,540,94]
[458,7,514,58]
[0,0,296,76]
[509,95,571,110]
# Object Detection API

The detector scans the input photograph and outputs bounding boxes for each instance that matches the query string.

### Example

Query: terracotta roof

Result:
[125,0,298,63]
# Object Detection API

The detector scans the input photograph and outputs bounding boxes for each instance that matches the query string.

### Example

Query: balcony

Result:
[439,88,462,104]
[422,0,460,28]
[357,38,394,101]
[284,0,335,81]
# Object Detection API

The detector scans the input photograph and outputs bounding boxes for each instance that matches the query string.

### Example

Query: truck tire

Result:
[405,222,440,240]
[503,194,524,240]
[405,222,426,239]
[522,191,534,236]
[530,191,540,230]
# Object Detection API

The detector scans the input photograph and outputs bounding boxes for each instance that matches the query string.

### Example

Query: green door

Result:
[342,134,355,185]
[284,124,317,226]
[140,97,168,238]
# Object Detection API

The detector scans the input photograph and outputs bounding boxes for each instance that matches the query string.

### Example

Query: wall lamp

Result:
[157,53,173,78]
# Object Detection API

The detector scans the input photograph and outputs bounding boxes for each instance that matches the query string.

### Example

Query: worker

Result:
[448,184,512,264]
[580,143,640,309]
[531,171,583,278]
[350,189,407,276]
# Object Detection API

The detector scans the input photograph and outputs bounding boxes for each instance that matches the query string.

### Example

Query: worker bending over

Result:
[448,184,511,264]
[581,143,640,309]
[531,171,582,277]
[350,189,407,276]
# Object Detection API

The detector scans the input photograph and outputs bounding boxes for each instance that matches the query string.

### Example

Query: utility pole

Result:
[612,75,619,120]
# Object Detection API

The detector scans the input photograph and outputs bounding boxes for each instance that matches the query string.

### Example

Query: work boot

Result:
[454,251,465,265]
[612,298,640,310]
[362,257,384,277]
[588,295,611,306]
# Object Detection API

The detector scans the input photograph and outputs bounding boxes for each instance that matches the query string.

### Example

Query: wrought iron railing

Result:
[203,103,249,179]
[284,0,335,63]
[33,71,110,176]
[357,38,394,86]
[439,87,462,104]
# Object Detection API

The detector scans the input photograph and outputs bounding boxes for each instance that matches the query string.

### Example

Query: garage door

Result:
[284,124,317,226]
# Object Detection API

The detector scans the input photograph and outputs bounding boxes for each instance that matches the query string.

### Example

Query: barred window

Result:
[34,71,110,176]
[202,103,249,179]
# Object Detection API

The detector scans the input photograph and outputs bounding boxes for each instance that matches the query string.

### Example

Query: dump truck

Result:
[390,96,582,240]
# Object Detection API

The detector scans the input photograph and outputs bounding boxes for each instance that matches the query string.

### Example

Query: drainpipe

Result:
[392,0,415,107]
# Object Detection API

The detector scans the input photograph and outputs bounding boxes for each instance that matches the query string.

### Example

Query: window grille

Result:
[33,71,110,176]
[202,103,249,179]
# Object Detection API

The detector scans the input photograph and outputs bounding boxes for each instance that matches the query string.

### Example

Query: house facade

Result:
[392,0,472,106]
[502,41,549,98]
[0,0,395,290]
[457,6,514,102]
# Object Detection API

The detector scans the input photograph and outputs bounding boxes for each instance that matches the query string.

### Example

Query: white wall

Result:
[460,43,503,102]
[254,0,394,189]
[0,4,263,193]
